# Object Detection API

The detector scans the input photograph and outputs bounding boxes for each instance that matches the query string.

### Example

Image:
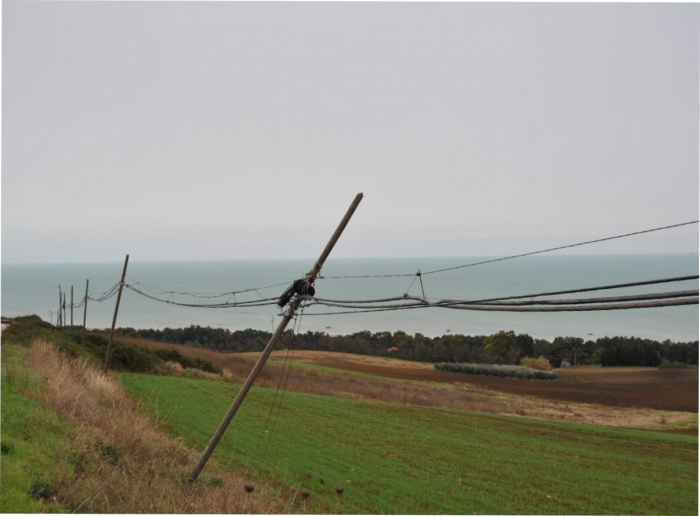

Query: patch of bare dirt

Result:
[281,351,698,413]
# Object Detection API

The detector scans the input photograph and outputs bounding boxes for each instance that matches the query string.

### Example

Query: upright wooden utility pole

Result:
[58,286,62,327]
[188,192,364,482]
[104,255,130,371]
[70,286,74,326]
[82,279,90,346]
[63,293,67,327]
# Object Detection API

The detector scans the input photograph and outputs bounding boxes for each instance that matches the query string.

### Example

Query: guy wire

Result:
[263,304,305,456]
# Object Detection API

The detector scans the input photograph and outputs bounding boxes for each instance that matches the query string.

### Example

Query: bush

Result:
[520,356,553,371]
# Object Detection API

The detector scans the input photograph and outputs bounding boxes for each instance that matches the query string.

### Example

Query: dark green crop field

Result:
[121,373,698,515]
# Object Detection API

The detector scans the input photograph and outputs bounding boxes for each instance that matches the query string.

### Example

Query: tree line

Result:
[115,326,699,368]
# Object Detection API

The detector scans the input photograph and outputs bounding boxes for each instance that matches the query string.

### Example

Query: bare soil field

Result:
[269,350,699,413]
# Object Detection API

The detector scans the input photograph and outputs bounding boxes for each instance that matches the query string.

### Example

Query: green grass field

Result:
[121,373,698,515]
[1,346,68,513]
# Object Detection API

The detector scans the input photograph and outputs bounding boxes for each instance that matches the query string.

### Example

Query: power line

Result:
[300,296,698,316]
[422,220,699,276]
[449,290,698,306]
[307,274,699,308]
[438,297,698,312]
[306,289,698,311]
[124,274,291,299]
[44,219,697,327]
[428,274,700,307]
[318,220,698,280]
[123,283,278,308]
[301,274,699,314]
[87,283,122,303]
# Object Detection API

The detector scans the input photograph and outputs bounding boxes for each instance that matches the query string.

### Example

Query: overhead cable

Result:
[307,274,699,308]
[301,274,699,315]
[421,220,699,275]
[124,274,291,299]
[123,283,278,308]
[319,220,699,279]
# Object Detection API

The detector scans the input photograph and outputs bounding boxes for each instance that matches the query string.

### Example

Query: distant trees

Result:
[114,325,698,368]
[484,331,520,364]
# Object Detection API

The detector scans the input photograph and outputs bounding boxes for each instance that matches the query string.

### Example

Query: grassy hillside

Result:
[1,330,281,513]
[1,345,68,513]
[122,372,698,515]
[3,317,696,514]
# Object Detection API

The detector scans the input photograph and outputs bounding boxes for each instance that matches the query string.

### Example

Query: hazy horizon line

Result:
[2,251,698,267]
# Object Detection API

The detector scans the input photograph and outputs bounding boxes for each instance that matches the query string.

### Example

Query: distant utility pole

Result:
[63,293,67,328]
[58,286,62,327]
[70,286,74,327]
[104,255,130,371]
[188,192,364,482]
[82,279,89,346]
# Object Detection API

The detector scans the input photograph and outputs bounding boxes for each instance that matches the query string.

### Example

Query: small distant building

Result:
[386,346,400,354]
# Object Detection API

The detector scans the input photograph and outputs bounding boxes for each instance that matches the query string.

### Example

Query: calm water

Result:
[2,255,698,342]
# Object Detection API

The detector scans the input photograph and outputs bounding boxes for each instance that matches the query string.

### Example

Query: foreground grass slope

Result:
[1,345,67,513]
[123,373,698,515]
[1,329,281,513]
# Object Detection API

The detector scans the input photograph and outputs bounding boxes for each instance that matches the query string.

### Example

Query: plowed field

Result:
[281,351,698,413]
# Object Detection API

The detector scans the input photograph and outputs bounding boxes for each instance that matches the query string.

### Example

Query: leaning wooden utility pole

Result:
[81,279,89,346]
[188,192,364,482]
[104,254,130,371]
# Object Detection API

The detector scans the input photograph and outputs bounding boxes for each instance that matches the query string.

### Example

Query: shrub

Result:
[520,356,553,371]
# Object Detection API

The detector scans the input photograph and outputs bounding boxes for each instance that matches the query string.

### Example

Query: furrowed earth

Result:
[270,350,698,412]
[231,349,697,433]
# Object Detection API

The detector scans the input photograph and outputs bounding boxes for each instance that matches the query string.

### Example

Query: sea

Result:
[2,254,698,342]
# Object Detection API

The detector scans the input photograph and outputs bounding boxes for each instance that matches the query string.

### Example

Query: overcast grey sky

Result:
[2,1,698,264]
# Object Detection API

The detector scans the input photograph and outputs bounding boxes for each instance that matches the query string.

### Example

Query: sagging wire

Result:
[299,275,699,315]
[123,283,278,308]
[124,273,290,300]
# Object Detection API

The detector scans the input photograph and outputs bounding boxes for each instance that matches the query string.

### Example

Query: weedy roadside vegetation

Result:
[2,315,221,376]
[1,318,283,513]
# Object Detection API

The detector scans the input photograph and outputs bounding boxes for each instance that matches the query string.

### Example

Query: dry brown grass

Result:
[24,339,283,513]
[520,356,553,371]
